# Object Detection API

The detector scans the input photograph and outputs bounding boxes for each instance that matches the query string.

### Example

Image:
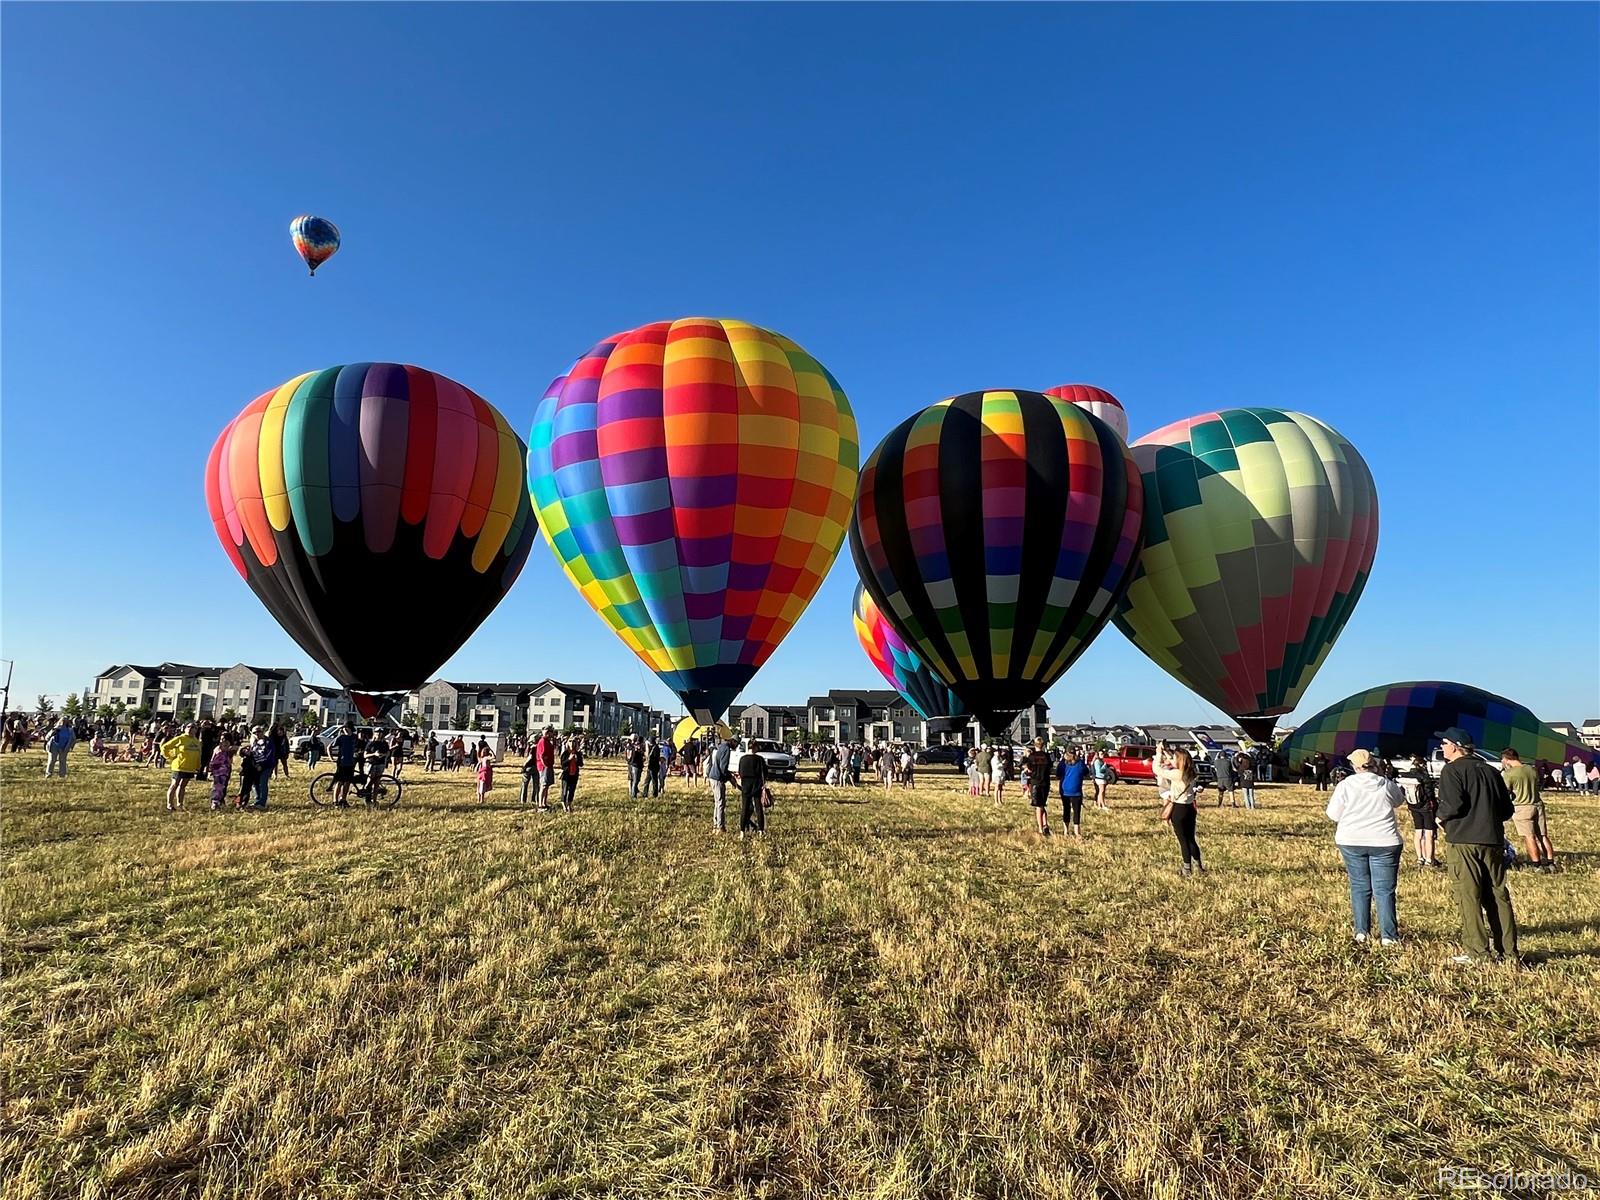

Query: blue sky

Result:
[3,3,1596,725]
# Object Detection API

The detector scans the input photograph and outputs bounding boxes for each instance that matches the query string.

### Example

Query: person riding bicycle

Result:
[363,730,392,803]
[331,720,360,807]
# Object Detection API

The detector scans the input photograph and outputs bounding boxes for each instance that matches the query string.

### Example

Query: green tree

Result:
[36,694,54,717]
[130,705,152,723]
[95,704,116,724]
[220,707,238,722]
[61,693,84,718]
[177,705,196,723]
[511,720,527,737]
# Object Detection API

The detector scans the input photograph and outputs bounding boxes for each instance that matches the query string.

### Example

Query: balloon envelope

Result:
[851,582,966,724]
[290,215,340,275]
[850,389,1144,735]
[1113,408,1378,744]
[1044,383,1128,442]
[1279,681,1599,772]
[673,715,732,747]
[528,318,858,725]
[206,363,536,692]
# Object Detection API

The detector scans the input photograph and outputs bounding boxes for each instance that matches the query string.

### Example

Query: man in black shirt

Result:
[1435,726,1518,963]
[738,745,768,837]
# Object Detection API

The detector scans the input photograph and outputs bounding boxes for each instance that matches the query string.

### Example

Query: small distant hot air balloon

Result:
[1044,384,1128,442]
[852,582,967,730]
[290,215,341,276]
[1112,408,1379,745]
[850,389,1145,736]
[205,364,536,705]
[529,318,859,725]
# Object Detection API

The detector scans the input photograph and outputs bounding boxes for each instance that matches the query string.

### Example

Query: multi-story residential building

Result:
[217,665,303,722]
[738,704,807,742]
[90,663,224,718]
[807,690,923,745]
[413,681,533,732]
[301,683,357,726]
[1581,719,1600,750]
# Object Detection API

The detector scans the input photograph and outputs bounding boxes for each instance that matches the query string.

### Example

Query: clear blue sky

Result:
[3,3,1596,726]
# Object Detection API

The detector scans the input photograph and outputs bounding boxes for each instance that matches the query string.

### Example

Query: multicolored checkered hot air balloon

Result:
[1112,408,1378,744]
[850,389,1145,736]
[851,581,968,727]
[205,364,537,699]
[1044,383,1129,442]
[289,215,340,276]
[1279,681,1598,772]
[528,318,859,724]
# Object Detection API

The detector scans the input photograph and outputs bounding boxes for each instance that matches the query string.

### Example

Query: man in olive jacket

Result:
[1434,727,1518,962]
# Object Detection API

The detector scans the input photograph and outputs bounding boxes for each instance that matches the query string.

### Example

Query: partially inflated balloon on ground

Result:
[1279,681,1598,772]
[1113,408,1378,744]
[850,389,1144,736]
[290,215,340,276]
[528,318,858,725]
[206,364,536,695]
[1044,383,1128,442]
[852,582,967,725]
[673,716,732,748]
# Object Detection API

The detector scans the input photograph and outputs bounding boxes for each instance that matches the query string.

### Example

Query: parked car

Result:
[1101,743,1215,785]
[915,743,967,768]
[740,737,796,781]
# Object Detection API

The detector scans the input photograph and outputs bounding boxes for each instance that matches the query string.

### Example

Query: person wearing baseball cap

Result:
[1434,727,1519,964]
[1325,748,1408,946]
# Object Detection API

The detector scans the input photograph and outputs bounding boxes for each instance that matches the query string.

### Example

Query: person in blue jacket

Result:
[1056,748,1088,838]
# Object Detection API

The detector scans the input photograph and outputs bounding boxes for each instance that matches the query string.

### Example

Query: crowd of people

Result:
[15,706,1587,962]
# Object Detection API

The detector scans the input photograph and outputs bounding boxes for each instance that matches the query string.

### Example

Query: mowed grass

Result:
[3,751,1598,1200]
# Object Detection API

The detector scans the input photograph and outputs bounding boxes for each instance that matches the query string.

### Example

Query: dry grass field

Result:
[3,748,1598,1199]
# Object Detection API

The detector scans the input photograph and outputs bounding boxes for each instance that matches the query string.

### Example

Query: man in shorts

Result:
[1025,737,1053,836]
[331,720,360,807]
[1501,747,1555,872]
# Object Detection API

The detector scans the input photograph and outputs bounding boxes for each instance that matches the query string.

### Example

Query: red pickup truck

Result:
[1101,744,1216,785]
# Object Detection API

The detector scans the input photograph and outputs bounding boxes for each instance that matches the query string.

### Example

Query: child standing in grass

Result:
[161,723,202,812]
[209,737,236,811]
[476,750,494,802]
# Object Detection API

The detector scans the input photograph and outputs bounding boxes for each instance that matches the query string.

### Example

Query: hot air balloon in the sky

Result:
[206,364,536,703]
[850,389,1145,736]
[851,582,967,729]
[290,215,340,276]
[528,318,858,725]
[1279,681,1598,773]
[1112,408,1379,745]
[1044,383,1129,442]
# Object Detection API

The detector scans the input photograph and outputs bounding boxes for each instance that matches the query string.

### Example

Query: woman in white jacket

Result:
[1325,748,1408,945]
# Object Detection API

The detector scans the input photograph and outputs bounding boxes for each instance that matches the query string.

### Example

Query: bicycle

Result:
[309,768,403,808]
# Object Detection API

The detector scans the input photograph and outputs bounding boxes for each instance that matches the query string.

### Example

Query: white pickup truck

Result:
[740,737,796,782]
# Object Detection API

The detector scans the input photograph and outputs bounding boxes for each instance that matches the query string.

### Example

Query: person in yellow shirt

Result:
[161,722,202,813]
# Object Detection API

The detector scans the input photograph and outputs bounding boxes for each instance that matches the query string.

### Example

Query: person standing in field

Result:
[331,720,360,808]
[533,726,558,811]
[1325,748,1407,946]
[307,730,325,770]
[558,736,583,812]
[627,737,645,798]
[975,743,993,797]
[1159,747,1205,876]
[271,722,292,778]
[161,722,202,812]
[1435,727,1519,964]
[1234,750,1257,810]
[1090,751,1112,810]
[644,737,662,798]
[209,735,236,811]
[737,740,768,837]
[43,718,75,778]
[1022,737,1053,836]
[707,733,735,832]
[1213,750,1235,807]
[1055,746,1087,838]
[1396,753,1440,868]
[476,748,494,803]
[1500,748,1555,873]
[424,734,438,772]
[991,744,1010,806]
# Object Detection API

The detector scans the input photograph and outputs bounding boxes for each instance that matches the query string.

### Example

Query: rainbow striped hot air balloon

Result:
[1044,383,1129,442]
[529,318,858,724]
[850,389,1144,736]
[289,215,340,276]
[851,582,967,727]
[205,364,536,695]
[1112,408,1379,744]
[1279,681,1598,773]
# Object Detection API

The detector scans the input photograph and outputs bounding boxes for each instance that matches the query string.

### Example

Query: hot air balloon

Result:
[850,389,1144,736]
[673,715,732,748]
[206,364,536,703]
[1112,408,1379,745]
[1279,681,1598,773]
[290,215,341,276]
[1044,383,1128,442]
[528,318,858,725]
[851,581,968,731]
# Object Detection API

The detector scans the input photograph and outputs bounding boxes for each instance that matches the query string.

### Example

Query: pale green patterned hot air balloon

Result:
[1113,408,1379,744]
